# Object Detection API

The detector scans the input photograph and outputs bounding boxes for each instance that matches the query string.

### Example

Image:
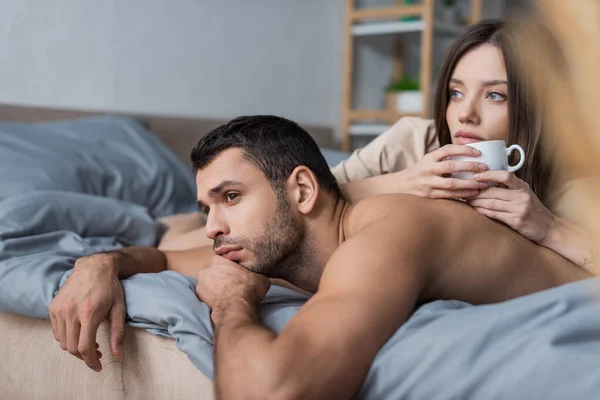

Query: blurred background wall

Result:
[0,0,530,146]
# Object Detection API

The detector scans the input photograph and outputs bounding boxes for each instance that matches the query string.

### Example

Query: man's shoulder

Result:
[344,194,432,233]
[350,193,431,218]
[344,194,473,236]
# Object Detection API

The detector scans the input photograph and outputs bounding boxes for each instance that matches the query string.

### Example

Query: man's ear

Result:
[288,166,319,215]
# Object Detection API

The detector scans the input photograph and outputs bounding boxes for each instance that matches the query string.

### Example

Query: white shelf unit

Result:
[352,20,465,37]
[349,123,392,136]
[352,20,425,36]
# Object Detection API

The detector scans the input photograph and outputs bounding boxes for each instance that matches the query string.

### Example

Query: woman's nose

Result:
[458,98,481,125]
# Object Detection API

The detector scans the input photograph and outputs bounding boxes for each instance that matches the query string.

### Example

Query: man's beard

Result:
[213,192,309,279]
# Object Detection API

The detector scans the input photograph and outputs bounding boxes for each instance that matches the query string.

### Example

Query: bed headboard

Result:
[0,103,335,166]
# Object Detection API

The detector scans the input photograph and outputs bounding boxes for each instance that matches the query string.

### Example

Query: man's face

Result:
[196,148,304,275]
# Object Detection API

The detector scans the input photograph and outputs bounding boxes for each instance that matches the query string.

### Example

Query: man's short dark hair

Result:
[190,115,342,200]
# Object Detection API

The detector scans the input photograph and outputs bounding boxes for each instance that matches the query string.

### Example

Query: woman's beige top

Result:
[332,117,439,184]
[330,116,573,217]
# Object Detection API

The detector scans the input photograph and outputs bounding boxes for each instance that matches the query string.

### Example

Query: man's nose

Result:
[204,210,229,241]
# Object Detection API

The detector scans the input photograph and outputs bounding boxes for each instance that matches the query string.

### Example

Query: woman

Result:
[160,20,594,269]
[332,19,595,268]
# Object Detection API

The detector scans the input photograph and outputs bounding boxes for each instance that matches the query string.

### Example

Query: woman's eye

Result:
[225,193,239,203]
[449,89,463,99]
[487,92,506,101]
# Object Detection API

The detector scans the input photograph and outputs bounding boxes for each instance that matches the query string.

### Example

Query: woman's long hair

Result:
[433,20,555,205]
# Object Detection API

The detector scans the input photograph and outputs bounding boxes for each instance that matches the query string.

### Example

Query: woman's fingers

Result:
[430,189,481,199]
[433,160,488,176]
[419,176,484,199]
[468,197,515,213]
[433,176,488,191]
[470,186,517,202]
[471,206,514,226]
[427,144,481,162]
[473,170,524,189]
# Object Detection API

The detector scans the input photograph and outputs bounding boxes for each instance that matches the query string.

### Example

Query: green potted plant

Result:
[401,0,421,22]
[439,0,461,24]
[386,75,423,114]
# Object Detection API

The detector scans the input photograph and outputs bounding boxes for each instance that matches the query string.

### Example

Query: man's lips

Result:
[214,246,242,256]
[214,246,243,261]
[455,131,485,145]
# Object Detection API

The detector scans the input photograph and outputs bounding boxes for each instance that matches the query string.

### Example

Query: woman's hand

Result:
[467,170,556,243]
[401,144,489,199]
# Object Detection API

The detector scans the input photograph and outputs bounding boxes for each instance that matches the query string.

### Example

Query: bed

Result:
[0,103,335,400]
[3,103,600,400]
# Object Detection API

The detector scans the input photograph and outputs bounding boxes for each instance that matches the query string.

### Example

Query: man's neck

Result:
[283,197,350,293]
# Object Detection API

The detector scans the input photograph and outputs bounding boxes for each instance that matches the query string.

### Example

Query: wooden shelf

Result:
[349,109,419,122]
[341,0,484,152]
[351,5,423,21]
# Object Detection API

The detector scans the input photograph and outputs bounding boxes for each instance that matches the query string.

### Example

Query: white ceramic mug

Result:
[450,140,526,181]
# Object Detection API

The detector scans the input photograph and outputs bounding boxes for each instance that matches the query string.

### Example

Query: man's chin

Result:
[235,259,254,270]
[240,261,270,276]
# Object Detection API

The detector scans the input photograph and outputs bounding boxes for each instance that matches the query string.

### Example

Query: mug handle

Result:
[506,144,525,173]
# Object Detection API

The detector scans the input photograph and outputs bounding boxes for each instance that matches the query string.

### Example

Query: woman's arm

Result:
[331,117,437,184]
[468,170,597,270]
[338,145,488,203]
[540,217,596,269]
[333,117,479,202]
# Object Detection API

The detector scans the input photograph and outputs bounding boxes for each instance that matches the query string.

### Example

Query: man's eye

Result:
[202,206,210,215]
[225,193,239,203]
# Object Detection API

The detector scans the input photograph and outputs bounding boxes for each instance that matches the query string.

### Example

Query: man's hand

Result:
[195,255,270,324]
[49,253,126,372]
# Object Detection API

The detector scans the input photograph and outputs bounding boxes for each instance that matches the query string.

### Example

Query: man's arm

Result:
[49,245,215,371]
[202,211,432,400]
[107,245,214,278]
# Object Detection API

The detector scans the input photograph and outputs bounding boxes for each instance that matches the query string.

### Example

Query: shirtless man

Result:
[50,115,591,399]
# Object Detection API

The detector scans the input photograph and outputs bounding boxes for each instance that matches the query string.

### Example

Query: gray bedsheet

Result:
[69,269,600,400]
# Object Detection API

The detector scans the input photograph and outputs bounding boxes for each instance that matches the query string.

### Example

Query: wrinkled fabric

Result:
[0,115,197,217]
[70,270,600,400]
[0,191,165,318]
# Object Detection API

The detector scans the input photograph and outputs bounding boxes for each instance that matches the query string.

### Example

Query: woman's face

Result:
[446,44,509,145]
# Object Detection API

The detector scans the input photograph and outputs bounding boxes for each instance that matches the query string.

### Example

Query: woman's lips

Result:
[455,131,485,145]
[455,136,483,145]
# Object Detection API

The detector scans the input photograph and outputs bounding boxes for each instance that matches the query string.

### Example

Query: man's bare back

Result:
[342,194,589,304]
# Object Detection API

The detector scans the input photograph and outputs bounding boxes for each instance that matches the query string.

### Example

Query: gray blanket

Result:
[0,116,197,318]
[89,270,600,400]
[2,116,600,399]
